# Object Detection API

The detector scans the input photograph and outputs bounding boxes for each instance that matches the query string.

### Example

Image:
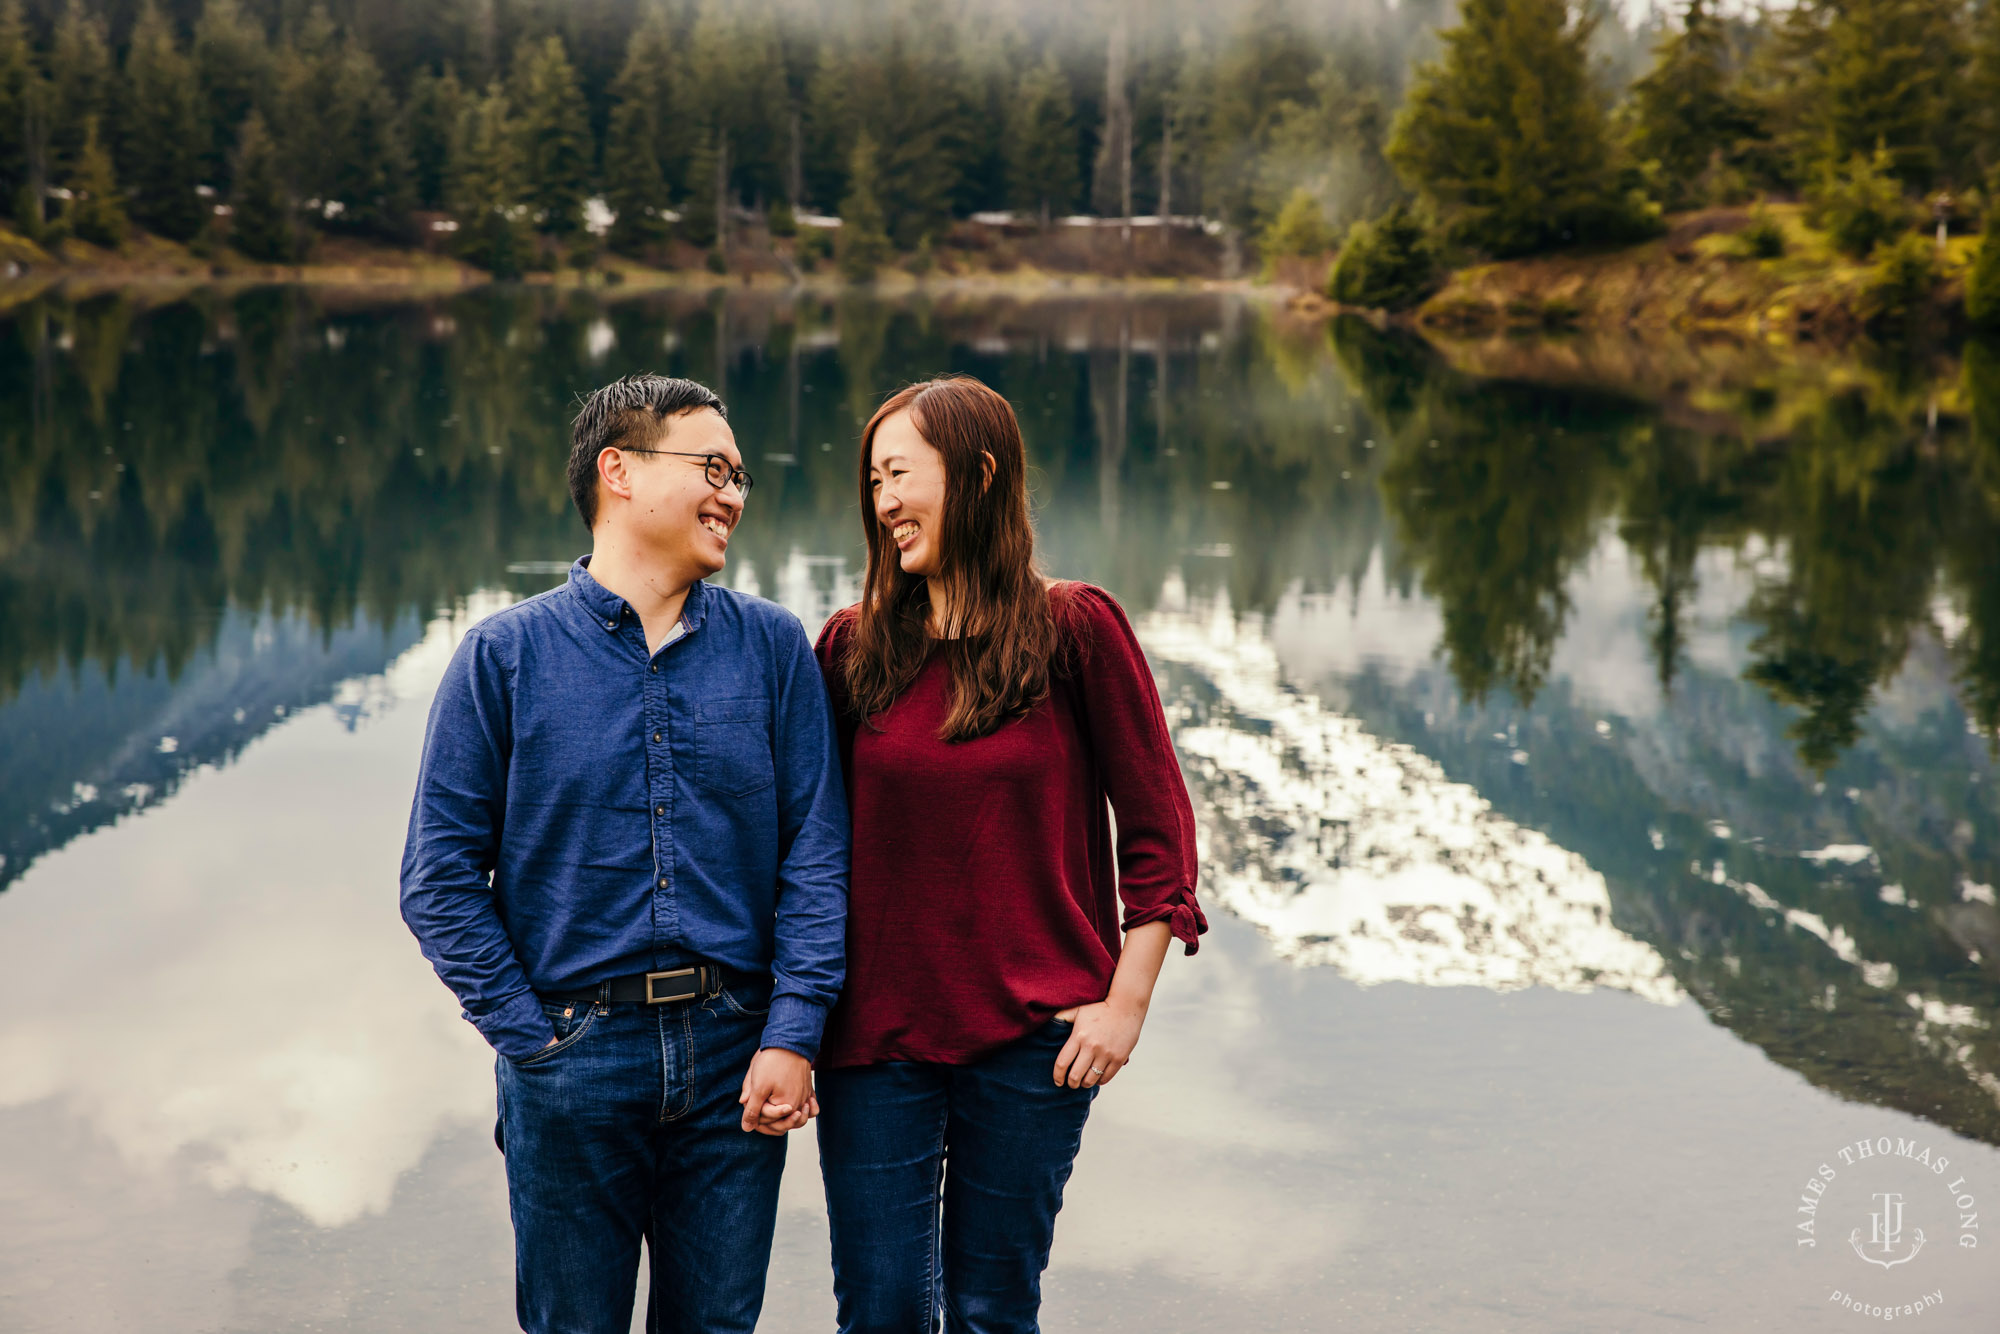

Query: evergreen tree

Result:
[1968,208,2000,329]
[604,89,669,256]
[1007,52,1079,229]
[1328,203,1442,310]
[193,0,272,191]
[1975,2,2000,178]
[684,0,790,216]
[511,35,590,237]
[228,108,295,261]
[1812,144,1908,255]
[0,0,29,205]
[450,79,529,277]
[322,39,413,239]
[48,0,113,181]
[869,26,973,249]
[66,115,126,248]
[404,67,465,210]
[1817,0,1961,189]
[123,0,207,242]
[617,9,683,198]
[271,4,340,212]
[680,126,720,248]
[1262,186,1337,265]
[837,130,891,280]
[1627,0,1763,207]
[1195,0,1320,230]
[1389,0,1655,256]
[603,14,676,255]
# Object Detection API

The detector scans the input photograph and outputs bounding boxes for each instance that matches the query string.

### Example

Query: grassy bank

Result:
[1400,205,1978,341]
[0,217,1236,307]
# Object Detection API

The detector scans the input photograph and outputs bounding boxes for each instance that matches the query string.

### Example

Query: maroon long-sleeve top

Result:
[812,581,1206,1069]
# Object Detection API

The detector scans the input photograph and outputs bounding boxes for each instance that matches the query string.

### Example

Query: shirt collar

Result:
[566,556,711,636]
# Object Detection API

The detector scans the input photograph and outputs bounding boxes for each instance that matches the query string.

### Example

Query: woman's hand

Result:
[1048,921,1174,1089]
[1052,998,1147,1089]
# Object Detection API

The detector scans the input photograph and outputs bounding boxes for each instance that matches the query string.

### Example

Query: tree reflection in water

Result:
[4,288,2000,1147]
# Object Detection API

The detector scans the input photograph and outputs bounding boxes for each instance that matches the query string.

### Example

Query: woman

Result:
[812,374,1206,1334]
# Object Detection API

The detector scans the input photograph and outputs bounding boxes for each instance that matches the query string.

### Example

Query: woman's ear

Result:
[980,450,996,493]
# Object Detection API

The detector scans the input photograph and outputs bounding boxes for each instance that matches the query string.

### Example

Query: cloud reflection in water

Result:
[1139,577,1682,1006]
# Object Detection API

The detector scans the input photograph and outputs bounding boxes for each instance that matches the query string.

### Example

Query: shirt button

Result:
[605,618,616,629]
[652,731,662,743]
[655,805,664,816]
[658,877,668,888]
[650,664,657,673]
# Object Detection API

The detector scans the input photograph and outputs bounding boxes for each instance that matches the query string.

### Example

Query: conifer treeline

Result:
[1369,0,2000,275]
[1,0,1996,278]
[0,0,1442,269]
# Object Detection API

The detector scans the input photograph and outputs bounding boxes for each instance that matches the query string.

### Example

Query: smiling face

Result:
[869,408,950,579]
[599,407,744,580]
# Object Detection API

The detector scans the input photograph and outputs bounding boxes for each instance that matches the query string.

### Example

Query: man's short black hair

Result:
[568,374,727,529]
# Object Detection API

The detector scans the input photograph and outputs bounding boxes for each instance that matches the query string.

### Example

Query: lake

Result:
[3,285,1998,1331]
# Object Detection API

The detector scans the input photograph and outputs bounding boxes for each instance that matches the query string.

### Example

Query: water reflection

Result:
[6,288,2000,1327]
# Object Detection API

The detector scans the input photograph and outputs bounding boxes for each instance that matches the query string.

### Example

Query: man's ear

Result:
[598,447,635,506]
[980,450,996,493]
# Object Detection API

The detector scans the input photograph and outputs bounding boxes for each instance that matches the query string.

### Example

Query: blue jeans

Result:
[816,1018,1097,1334]
[495,973,785,1334]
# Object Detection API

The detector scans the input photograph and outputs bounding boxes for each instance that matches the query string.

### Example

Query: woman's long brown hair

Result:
[841,375,1063,742]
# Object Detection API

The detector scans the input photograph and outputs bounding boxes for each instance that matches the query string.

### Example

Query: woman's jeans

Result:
[494,975,785,1334]
[816,1018,1097,1334]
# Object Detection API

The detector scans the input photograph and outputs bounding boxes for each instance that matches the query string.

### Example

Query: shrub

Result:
[1969,218,2000,330]
[1328,205,1443,312]
[1740,206,1785,259]
[768,202,798,238]
[460,208,526,279]
[1867,230,1938,324]
[66,117,127,250]
[1261,187,1338,270]
[705,246,728,274]
[796,227,833,269]
[1812,146,1908,258]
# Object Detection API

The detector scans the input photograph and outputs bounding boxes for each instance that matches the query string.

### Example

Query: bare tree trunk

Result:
[1102,9,1131,255]
[464,0,497,85]
[788,110,803,211]
[715,128,729,255]
[22,85,47,236]
[1159,112,1172,254]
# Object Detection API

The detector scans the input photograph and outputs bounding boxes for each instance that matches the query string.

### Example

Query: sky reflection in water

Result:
[2,289,2000,1330]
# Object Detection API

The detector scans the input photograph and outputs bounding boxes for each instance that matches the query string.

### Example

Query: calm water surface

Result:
[4,288,2000,1331]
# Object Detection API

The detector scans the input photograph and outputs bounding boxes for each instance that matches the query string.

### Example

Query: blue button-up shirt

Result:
[400,559,849,1061]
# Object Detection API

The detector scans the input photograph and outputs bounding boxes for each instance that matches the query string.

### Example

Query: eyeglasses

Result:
[621,449,754,500]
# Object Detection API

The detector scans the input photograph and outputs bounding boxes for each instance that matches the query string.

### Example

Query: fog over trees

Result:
[0,0,1994,273]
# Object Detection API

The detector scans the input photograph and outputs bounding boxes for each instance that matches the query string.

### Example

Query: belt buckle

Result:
[643,966,700,1004]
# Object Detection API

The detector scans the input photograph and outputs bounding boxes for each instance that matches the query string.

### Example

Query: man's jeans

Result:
[495,972,785,1334]
[816,1018,1096,1334]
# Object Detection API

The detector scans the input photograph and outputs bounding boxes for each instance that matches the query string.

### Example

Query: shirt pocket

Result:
[694,697,775,797]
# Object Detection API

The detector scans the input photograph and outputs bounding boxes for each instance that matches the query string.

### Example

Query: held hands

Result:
[739,1047,818,1135]
[1052,997,1148,1089]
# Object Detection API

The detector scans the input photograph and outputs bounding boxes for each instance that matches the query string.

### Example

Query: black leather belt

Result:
[543,964,736,1007]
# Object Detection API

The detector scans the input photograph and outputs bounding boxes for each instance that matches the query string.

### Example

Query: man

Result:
[401,374,848,1334]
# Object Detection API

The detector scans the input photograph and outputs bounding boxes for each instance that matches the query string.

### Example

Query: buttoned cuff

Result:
[472,989,558,1062]
[758,994,828,1065]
